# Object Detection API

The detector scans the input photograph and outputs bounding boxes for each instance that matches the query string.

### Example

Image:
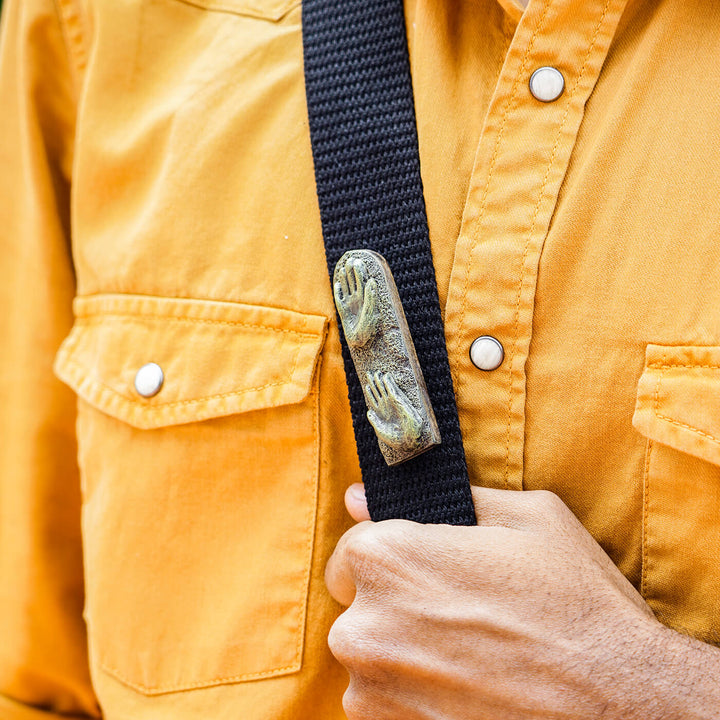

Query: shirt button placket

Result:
[443,0,630,491]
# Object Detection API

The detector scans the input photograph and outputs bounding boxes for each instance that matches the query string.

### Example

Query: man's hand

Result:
[326,484,720,719]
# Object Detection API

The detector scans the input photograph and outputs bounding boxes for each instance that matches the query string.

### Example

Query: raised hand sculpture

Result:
[333,256,379,348]
[333,249,440,465]
[365,371,424,453]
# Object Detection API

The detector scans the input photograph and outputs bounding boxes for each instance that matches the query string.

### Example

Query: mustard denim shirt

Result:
[1,0,720,717]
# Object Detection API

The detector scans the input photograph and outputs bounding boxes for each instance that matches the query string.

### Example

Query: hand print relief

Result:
[365,371,423,453]
[333,250,441,466]
[333,257,379,347]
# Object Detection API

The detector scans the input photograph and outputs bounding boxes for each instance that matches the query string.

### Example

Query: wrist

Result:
[613,616,720,720]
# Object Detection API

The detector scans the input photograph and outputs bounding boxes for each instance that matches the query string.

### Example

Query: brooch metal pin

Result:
[333,250,441,466]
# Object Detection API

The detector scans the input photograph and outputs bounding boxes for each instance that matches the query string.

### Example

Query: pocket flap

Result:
[633,344,720,466]
[54,294,327,429]
[174,0,300,21]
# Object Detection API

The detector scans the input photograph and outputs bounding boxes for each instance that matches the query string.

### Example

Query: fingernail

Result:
[347,483,366,502]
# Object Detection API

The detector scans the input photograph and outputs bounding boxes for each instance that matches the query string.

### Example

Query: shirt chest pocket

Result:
[633,344,720,646]
[54,294,327,694]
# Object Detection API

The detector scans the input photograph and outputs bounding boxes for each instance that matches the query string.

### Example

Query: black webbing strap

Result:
[302,0,476,525]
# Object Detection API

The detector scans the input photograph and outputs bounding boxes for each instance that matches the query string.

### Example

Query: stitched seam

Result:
[644,352,720,640]
[640,439,652,598]
[642,355,665,598]
[294,385,321,681]
[651,352,720,444]
[653,414,720,446]
[99,660,301,694]
[53,0,88,84]
[652,352,665,418]
[452,0,554,393]
[503,0,612,489]
[75,314,321,338]
[169,0,300,21]
[60,351,300,411]
[648,363,720,370]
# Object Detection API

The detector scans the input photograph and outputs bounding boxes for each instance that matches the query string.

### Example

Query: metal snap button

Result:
[134,362,164,398]
[469,336,505,371]
[529,66,565,103]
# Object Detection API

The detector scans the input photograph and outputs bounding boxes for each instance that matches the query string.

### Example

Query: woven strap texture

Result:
[302,0,476,524]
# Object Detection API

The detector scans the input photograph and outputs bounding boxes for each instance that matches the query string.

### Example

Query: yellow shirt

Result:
[1,0,720,717]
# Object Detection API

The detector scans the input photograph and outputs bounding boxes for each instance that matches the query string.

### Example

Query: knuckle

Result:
[532,489,566,514]
[339,521,414,591]
[328,610,387,674]
[373,518,410,546]
[327,613,355,666]
[344,523,387,567]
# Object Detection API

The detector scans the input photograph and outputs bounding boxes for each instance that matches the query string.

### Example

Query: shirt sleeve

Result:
[0,0,100,715]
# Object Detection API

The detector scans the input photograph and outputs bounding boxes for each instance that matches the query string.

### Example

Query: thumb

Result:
[345,483,371,522]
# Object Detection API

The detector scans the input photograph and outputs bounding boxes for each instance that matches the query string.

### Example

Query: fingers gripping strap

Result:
[302,0,476,524]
